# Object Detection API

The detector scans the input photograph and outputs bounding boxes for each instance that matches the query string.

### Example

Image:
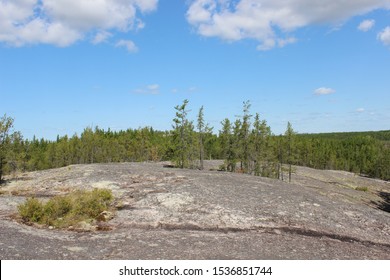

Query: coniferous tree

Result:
[251,113,261,176]
[232,119,242,172]
[197,106,206,170]
[276,135,284,181]
[0,114,14,183]
[2,105,390,182]
[219,118,235,171]
[285,122,296,183]
[172,100,195,168]
[5,131,25,176]
[197,106,213,170]
[251,113,275,177]
[239,100,252,173]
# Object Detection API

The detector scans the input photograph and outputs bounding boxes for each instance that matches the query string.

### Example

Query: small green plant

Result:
[17,188,113,229]
[355,186,368,192]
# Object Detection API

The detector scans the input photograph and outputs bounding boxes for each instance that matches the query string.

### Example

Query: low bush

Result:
[18,197,44,223]
[355,186,368,192]
[17,188,113,228]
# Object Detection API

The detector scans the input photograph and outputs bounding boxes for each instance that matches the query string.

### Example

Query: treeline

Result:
[295,135,390,179]
[1,101,389,183]
[2,126,173,175]
[299,130,390,142]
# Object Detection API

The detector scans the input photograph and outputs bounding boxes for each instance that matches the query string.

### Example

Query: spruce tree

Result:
[172,100,194,168]
[239,100,252,173]
[285,122,296,183]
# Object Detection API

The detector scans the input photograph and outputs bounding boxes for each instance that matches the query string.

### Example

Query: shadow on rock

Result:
[372,191,390,213]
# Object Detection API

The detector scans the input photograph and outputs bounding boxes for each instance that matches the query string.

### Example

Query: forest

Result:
[1,100,389,183]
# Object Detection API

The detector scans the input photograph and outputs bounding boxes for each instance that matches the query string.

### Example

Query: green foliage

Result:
[3,107,390,182]
[18,197,45,223]
[219,118,235,172]
[171,99,198,168]
[0,114,14,183]
[292,134,389,180]
[42,196,73,223]
[284,122,296,183]
[71,189,113,218]
[197,106,213,170]
[17,189,113,228]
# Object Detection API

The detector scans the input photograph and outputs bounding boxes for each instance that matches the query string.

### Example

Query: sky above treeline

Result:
[1,0,390,140]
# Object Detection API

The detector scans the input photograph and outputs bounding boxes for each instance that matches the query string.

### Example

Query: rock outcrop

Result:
[0,161,389,259]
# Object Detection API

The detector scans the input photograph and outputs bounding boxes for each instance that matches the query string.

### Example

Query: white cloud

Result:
[314,87,336,95]
[133,84,160,94]
[187,0,390,50]
[358,19,375,31]
[356,108,365,113]
[147,84,159,91]
[0,0,158,47]
[278,37,298,48]
[132,0,158,13]
[378,26,390,46]
[115,39,139,52]
[92,31,112,44]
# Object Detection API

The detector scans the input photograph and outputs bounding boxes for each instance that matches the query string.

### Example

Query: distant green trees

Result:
[293,134,390,180]
[0,126,172,177]
[1,102,390,182]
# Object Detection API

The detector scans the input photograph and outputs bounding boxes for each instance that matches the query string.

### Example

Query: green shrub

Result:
[72,189,113,218]
[17,188,114,229]
[18,197,44,223]
[42,196,73,226]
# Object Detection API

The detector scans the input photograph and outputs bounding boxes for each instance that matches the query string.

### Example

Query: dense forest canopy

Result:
[1,100,389,183]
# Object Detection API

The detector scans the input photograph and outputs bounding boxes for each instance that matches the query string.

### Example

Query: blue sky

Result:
[1,0,390,140]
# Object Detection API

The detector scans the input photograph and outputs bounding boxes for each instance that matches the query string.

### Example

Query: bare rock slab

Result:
[1,161,389,259]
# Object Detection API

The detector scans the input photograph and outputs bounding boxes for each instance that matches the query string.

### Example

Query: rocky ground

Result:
[0,161,389,259]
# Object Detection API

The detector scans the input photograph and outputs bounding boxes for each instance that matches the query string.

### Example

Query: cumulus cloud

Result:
[186,0,390,50]
[0,0,158,47]
[378,26,390,46]
[314,87,336,95]
[358,19,375,31]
